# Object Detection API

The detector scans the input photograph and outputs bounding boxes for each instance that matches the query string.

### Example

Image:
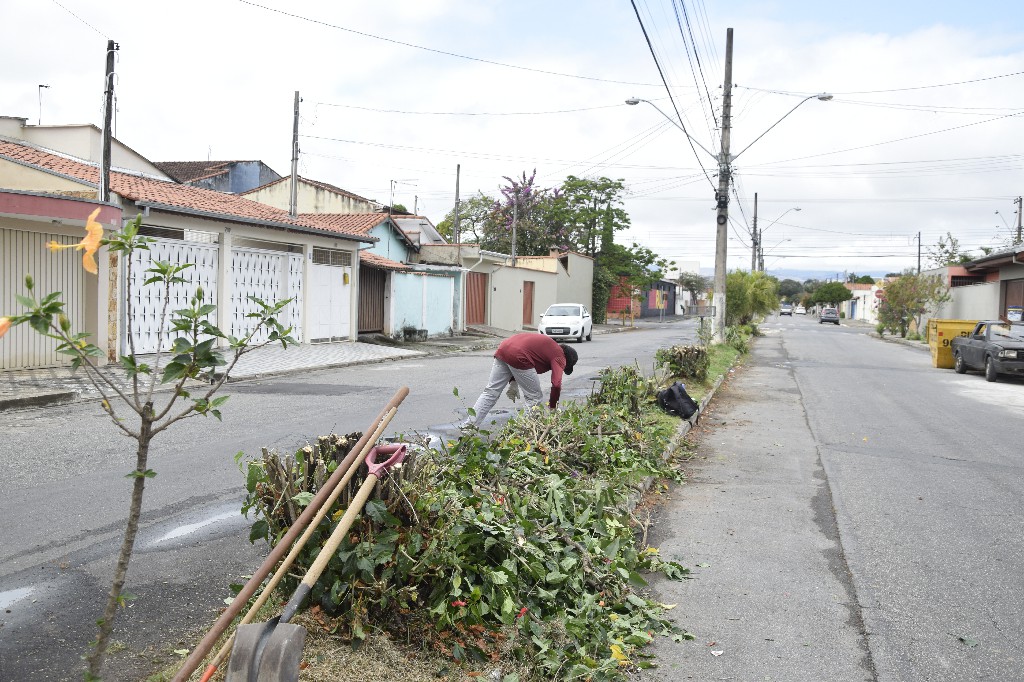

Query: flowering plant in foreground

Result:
[1,213,296,680]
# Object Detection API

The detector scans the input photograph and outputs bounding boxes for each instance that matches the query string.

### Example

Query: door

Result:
[358,266,387,333]
[522,281,535,327]
[230,247,303,344]
[466,271,487,325]
[1,227,87,368]
[309,263,351,342]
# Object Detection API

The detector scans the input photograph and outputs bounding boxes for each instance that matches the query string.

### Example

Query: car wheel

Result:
[577,329,585,344]
[834,321,840,325]
[586,329,592,341]
[985,356,998,382]
[954,351,967,374]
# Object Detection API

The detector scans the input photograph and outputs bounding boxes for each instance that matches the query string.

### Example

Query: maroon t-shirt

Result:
[494,333,566,408]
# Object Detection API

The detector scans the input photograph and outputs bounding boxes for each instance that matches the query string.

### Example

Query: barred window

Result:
[312,248,352,267]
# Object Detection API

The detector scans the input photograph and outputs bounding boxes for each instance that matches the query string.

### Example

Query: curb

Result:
[0,390,78,412]
[869,332,930,351]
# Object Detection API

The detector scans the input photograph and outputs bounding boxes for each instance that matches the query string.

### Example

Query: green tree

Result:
[778,278,803,301]
[812,282,854,306]
[927,231,974,266]
[436,192,497,243]
[725,269,778,325]
[1,215,295,679]
[877,269,951,337]
[855,274,876,284]
[677,271,711,307]
[553,175,630,256]
[483,170,560,256]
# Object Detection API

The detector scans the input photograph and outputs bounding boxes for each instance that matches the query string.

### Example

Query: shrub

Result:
[654,344,709,383]
[241,366,693,679]
[724,326,750,354]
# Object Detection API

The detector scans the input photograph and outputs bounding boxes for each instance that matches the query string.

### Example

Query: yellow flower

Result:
[0,317,10,339]
[45,208,104,274]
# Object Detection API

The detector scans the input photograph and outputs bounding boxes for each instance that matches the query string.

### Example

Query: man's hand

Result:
[506,380,520,402]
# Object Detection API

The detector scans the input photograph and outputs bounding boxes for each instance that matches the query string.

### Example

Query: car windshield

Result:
[544,305,580,317]
[991,324,1024,342]
[824,309,837,314]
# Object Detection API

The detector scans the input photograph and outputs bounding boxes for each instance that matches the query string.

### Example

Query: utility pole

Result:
[1016,196,1023,244]
[289,91,300,218]
[453,164,461,245]
[511,198,518,266]
[751,192,758,271]
[713,28,734,342]
[99,40,118,203]
[37,84,50,126]
[917,232,922,274]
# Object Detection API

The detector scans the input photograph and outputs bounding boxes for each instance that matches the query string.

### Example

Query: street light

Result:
[732,94,833,162]
[624,97,717,161]
[627,30,830,342]
[757,207,800,271]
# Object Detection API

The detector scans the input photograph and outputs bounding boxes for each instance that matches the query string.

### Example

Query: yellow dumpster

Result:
[928,319,979,368]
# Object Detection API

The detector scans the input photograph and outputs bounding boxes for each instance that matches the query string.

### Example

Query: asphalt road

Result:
[0,319,695,681]
[641,314,1024,681]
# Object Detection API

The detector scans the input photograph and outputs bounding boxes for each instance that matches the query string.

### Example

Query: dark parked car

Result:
[951,321,1024,382]
[819,307,840,325]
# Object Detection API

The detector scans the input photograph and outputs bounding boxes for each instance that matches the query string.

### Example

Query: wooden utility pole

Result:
[713,28,734,342]
[751,192,759,271]
[100,40,118,203]
[289,91,300,218]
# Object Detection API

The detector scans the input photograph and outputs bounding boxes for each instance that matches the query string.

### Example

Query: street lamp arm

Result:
[732,93,832,162]
[625,98,718,161]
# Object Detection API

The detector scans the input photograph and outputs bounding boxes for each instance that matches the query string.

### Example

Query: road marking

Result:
[366,364,425,371]
[0,586,34,609]
[153,511,238,543]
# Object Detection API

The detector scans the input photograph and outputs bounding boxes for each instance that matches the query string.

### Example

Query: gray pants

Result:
[470,358,544,426]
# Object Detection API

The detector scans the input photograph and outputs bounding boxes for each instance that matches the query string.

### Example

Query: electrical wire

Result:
[239,0,667,87]
[313,102,630,116]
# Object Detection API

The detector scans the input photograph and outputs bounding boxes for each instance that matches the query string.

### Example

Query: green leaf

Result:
[245,463,260,493]
[248,519,269,544]
[125,469,157,479]
[291,492,315,507]
[489,570,509,585]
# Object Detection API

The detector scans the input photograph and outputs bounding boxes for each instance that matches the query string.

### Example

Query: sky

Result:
[2,0,1023,279]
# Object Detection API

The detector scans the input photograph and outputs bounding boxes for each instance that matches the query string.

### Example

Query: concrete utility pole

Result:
[453,164,461,245]
[37,84,49,126]
[917,231,921,274]
[99,40,118,203]
[1016,196,1023,244]
[713,28,734,342]
[511,199,518,266]
[289,91,300,218]
[751,192,758,271]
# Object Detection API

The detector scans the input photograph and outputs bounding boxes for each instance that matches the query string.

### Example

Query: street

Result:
[0,320,693,681]
[641,314,1024,681]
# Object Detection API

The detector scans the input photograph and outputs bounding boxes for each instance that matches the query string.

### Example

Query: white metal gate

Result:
[309,263,352,342]
[124,238,219,355]
[1,227,87,369]
[230,247,303,344]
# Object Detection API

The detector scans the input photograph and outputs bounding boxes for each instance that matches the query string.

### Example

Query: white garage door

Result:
[230,247,304,344]
[309,248,352,343]
[1,227,87,369]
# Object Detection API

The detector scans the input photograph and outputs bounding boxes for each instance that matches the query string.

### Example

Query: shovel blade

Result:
[226,622,306,682]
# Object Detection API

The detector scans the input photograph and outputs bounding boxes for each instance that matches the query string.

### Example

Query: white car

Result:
[539,303,593,343]
[795,305,807,315]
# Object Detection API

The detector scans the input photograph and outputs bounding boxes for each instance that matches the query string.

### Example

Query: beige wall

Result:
[0,160,93,195]
[931,281,1000,321]
[556,252,593,310]
[489,266,558,332]
[245,181,377,214]
[7,124,169,178]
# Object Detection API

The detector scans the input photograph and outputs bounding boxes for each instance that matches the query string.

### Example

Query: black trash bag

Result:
[656,381,700,422]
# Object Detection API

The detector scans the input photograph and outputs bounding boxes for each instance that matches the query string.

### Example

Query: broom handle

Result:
[199,408,398,679]
[176,386,409,682]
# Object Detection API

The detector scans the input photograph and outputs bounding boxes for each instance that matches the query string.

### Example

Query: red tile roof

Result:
[360,250,410,271]
[0,140,375,243]
[154,161,238,183]
[297,213,390,236]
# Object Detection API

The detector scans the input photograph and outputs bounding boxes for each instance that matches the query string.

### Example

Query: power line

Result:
[737,69,1024,96]
[48,0,107,37]
[314,102,628,116]
[239,0,669,87]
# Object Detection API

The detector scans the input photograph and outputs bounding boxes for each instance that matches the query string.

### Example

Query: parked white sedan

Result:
[539,303,593,343]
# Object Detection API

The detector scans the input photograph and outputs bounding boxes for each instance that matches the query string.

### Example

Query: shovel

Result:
[224,442,408,682]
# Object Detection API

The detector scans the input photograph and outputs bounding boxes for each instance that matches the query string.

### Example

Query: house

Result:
[0,137,378,370]
[154,160,281,194]
[927,247,1024,323]
[242,176,380,214]
[840,282,881,324]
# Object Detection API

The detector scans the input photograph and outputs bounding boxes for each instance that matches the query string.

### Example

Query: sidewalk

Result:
[0,322,641,411]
